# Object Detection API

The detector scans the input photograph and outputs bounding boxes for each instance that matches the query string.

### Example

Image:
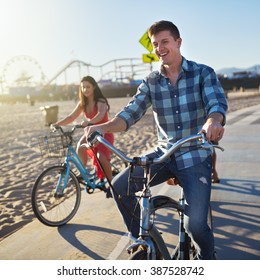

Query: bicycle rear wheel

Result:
[31,165,81,226]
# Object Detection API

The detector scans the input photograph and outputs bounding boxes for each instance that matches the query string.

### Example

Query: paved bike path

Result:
[209,104,260,260]
[0,104,259,260]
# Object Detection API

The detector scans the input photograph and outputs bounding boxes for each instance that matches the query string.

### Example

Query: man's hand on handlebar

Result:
[202,113,225,142]
[84,124,106,144]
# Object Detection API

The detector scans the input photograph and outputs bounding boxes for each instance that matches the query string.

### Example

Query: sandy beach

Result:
[0,97,157,241]
[1,92,260,241]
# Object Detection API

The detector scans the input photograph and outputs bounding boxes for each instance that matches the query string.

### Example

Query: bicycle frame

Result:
[55,144,107,196]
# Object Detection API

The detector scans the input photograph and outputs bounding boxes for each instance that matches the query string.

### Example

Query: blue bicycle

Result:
[31,125,123,227]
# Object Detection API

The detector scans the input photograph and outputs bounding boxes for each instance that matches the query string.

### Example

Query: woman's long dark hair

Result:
[79,75,110,111]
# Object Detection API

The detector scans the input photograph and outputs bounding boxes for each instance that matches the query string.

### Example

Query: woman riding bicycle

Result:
[53,75,114,198]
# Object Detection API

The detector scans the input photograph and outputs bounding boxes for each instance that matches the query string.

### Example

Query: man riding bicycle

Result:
[85,20,228,259]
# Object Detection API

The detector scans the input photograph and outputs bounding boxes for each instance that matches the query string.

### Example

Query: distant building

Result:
[232,71,259,79]
[233,71,252,79]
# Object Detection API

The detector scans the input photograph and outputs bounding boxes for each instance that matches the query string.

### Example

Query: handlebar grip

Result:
[50,124,62,133]
[50,125,56,132]
[75,124,83,129]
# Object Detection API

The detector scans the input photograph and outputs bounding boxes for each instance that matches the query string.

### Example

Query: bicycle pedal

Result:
[86,187,95,194]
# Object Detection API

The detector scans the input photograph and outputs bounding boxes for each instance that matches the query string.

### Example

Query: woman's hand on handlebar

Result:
[50,123,61,132]
[80,120,91,127]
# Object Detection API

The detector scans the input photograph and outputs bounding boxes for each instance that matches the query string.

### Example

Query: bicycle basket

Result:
[38,133,71,158]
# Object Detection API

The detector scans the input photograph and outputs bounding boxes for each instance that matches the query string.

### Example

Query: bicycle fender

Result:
[150,195,184,213]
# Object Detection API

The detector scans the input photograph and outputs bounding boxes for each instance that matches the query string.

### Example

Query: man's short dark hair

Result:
[148,20,180,40]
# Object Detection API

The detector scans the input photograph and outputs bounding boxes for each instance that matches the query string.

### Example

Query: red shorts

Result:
[86,133,114,179]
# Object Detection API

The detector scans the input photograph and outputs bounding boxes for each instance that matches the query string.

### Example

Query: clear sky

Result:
[0,0,259,84]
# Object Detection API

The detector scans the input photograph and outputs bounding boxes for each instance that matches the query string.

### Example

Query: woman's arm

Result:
[54,102,82,126]
[84,116,127,139]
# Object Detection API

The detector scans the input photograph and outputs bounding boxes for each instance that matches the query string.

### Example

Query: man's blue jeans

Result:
[112,151,214,260]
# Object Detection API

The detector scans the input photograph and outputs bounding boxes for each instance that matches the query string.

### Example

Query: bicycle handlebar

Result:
[50,124,86,135]
[87,131,224,166]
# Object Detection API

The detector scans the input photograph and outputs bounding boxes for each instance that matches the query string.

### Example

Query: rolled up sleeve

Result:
[115,80,152,130]
[201,67,228,125]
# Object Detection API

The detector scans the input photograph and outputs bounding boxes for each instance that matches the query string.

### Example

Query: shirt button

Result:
[177,126,180,129]
[176,110,179,113]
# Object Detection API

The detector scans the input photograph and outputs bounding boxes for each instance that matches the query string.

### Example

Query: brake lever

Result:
[212,145,224,152]
[198,132,224,152]
[200,141,224,152]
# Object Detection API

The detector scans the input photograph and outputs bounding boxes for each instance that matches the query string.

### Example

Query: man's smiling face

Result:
[151,30,182,66]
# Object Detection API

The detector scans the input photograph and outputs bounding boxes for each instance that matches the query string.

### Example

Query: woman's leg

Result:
[97,151,113,183]
[76,135,88,167]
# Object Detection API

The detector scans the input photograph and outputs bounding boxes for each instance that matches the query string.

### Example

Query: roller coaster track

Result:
[45,58,152,86]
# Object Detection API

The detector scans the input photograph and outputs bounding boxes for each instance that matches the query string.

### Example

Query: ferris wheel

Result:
[2,55,46,88]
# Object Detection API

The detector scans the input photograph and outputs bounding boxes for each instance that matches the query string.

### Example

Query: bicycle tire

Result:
[128,196,209,260]
[31,165,81,226]
[128,196,184,260]
[128,246,149,260]
[170,233,193,260]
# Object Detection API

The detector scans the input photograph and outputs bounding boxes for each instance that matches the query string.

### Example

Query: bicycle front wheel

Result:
[31,165,81,226]
[128,246,149,260]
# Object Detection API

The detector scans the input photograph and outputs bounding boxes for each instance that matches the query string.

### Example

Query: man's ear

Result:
[177,37,182,48]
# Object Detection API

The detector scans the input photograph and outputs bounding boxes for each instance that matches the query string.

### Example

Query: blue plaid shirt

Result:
[116,57,228,170]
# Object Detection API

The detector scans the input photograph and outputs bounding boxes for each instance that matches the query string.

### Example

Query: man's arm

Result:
[84,116,127,138]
